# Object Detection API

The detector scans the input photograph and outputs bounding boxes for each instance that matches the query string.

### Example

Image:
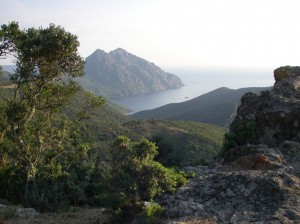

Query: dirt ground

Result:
[2,207,109,224]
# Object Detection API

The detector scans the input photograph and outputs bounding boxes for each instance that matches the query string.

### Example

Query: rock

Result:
[223,144,285,170]
[15,208,38,218]
[0,204,6,208]
[229,66,300,147]
[162,66,300,223]
[161,166,300,223]
[273,66,300,99]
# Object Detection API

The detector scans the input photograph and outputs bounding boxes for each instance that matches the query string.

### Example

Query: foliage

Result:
[102,136,186,223]
[221,121,256,155]
[137,203,164,224]
[0,22,104,210]
[0,21,20,58]
[151,133,179,167]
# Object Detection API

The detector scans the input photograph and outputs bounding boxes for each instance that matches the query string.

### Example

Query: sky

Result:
[1,0,300,69]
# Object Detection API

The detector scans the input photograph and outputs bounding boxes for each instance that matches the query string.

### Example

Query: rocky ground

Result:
[161,144,300,223]
[0,207,108,224]
[161,66,300,223]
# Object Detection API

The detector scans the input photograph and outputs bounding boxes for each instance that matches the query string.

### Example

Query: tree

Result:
[0,22,105,208]
[0,22,20,58]
[105,136,186,222]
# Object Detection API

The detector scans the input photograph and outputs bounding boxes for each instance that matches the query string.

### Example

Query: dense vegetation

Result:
[0,22,226,222]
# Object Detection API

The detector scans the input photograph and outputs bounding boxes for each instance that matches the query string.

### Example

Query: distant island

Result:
[77,48,184,98]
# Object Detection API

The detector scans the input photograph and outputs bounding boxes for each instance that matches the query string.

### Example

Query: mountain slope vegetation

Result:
[0,22,225,223]
[131,86,271,127]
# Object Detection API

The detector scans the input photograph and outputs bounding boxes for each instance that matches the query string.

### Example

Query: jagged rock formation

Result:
[79,48,184,98]
[230,65,300,147]
[161,66,300,223]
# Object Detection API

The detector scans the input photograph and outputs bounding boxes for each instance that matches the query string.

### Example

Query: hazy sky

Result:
[1,0,300,68]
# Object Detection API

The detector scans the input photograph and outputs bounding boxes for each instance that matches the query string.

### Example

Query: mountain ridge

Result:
[131,86,271,127]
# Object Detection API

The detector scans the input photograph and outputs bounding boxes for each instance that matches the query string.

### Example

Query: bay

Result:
[111,67,275,113]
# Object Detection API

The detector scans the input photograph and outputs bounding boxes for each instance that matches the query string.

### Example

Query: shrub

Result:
[221,121,256,156]
[138,202,164,224]
[105,136,186,223]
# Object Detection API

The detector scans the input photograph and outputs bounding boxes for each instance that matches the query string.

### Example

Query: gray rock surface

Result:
[161,66,300,223]
[230,66,300,147]
[161,149,300,223]
[15,208,38,218]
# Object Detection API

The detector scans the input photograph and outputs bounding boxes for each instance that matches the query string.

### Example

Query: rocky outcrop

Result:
[161,66,300,223]
[80,48,184,98]
[229,65,300,147]
[162,144,300,223]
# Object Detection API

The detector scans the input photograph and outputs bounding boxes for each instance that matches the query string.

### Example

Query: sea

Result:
[112,67,275,114]
[1,65,275,114]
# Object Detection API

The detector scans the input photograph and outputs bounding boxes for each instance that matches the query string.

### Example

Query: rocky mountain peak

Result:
[109,48,128,55]
[90,49,108,57]
[81,48,184,98]
[86,49,110,63]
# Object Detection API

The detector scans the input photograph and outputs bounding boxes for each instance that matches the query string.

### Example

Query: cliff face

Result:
[82,48,184,98]
[161,66,300,223]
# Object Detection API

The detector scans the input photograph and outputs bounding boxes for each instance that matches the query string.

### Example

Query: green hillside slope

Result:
[63,90,225,167]
[131,87,271,127]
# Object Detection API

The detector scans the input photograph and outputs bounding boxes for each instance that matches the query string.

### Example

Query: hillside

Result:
[131,86,271,127]
[0,86,224,167]
[161,66,300,223]
[77,48,184,98]
[79,112,225,167]
[0,78,224,167]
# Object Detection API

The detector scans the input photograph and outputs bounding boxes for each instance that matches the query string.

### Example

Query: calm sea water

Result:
[112,67,275,113]
[2,65,275,113]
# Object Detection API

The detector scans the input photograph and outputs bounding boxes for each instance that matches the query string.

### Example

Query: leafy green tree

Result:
[0,22,104,208]
[105,136,186,222]
[0,22,20,58]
